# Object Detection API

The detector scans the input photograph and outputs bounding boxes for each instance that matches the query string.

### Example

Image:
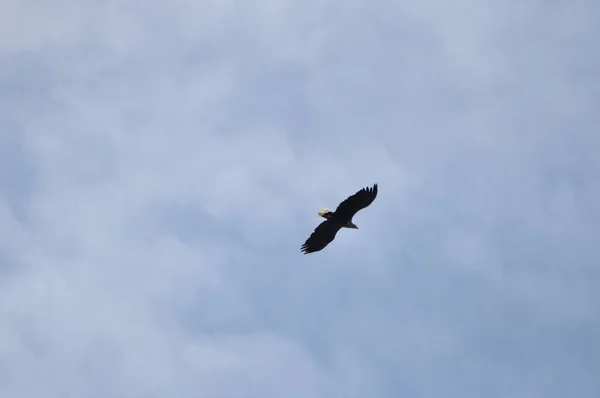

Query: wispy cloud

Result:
[1,0,599,397]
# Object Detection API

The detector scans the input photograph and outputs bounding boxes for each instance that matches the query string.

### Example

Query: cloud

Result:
[1,0,599,397]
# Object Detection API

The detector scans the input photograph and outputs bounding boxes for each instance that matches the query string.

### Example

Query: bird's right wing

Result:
[334,183,378,219]
[300,219,342,254]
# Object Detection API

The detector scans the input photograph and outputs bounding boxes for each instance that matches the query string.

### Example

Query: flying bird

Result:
[301,183,378,254]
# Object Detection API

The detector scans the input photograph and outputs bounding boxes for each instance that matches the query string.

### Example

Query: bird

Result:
[301,183,378,254]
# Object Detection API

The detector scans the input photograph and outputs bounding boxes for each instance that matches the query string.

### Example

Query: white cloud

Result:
[1,0,599,397]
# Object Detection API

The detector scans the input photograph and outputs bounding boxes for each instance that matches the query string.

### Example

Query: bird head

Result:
[317,208,332,219]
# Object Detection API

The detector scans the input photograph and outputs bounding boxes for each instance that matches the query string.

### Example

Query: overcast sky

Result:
[1,1,599,397]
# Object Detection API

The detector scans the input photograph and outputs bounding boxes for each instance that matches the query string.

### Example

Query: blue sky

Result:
[1,0,599,397]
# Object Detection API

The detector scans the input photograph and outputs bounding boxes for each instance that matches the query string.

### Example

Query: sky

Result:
[1,0,599,397]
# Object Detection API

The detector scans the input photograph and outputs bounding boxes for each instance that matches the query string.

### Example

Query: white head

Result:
[317,208,332,218]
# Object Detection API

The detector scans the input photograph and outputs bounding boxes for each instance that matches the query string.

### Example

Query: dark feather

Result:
[300,219,342,254]
[333,183,378,223]
[301,183,378,254]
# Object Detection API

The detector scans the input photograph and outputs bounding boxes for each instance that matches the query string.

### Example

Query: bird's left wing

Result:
[300,219,342,254]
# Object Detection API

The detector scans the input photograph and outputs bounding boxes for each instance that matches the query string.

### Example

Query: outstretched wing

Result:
[301,219,343,254]
[334,183,378,221]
